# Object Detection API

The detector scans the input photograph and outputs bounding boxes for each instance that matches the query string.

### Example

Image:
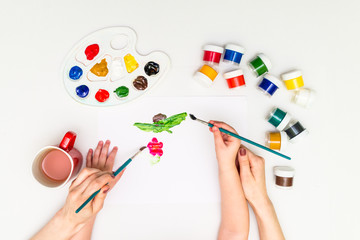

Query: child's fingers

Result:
[70,168,100,189]
[212,126,225,149]
[82,173,113,196]
[86,149,93,168]
[92,185,110,213]
[104,146,118,171]
[210,121,238,135]
[99,140,111,163]
[92,141,104,167]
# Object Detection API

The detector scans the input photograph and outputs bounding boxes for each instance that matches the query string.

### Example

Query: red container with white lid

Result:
[223,69,245,89]
[202,45,224,64]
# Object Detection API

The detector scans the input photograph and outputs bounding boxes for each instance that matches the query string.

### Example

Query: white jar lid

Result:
[263,74,282,87]
[276,112,291,131]
[225,44,245,54]
[194,71,213,88]
[281,70,302,81]
[223,69,244,79]
[258,53,272,70]
[203,45,224,53]
[274,166,295,178]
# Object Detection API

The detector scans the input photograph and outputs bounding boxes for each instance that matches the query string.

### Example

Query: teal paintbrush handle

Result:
[75,158,133,214]
[114,158,132,176]
[208,123,291,160]
[75,189,101,213]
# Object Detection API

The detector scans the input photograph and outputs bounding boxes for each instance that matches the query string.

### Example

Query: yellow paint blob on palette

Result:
[63,27,171,106]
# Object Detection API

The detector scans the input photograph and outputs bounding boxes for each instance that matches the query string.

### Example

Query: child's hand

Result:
[86,140,124,191]
[60,168,113,228]
[209,121,241,172]
[237,146,269,206]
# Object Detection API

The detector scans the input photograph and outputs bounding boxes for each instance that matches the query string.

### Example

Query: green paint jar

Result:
[248,53,272,77]
[267,108,291,131]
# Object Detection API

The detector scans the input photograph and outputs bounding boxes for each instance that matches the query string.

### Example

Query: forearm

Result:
[70,216,96,240]
[218,167,249,240]
[251,198,285,240]
[31,209,84,240]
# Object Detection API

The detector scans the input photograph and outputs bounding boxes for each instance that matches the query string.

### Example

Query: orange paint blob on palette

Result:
[63,27,171,106]
[90,58,108,77]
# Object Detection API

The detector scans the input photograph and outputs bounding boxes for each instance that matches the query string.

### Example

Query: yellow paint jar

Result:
[194,64,218,87]
[265,131,287,151]
[281,70,304,90]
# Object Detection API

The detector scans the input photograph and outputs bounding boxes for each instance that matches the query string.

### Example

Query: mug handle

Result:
[59,131,77,152]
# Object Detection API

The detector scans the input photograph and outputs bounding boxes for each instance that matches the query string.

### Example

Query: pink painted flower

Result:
[147,138,163,157]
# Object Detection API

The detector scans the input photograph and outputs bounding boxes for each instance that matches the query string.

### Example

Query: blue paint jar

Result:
[258,74,282,97]
[69,66,83,80]
[223,44,245,65]
[76,85,89,98]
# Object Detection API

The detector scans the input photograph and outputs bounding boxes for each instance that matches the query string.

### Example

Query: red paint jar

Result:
[223,69,245,89]
[202,45,224,64]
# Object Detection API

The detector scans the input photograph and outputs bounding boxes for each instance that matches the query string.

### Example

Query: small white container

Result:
[292,88,316,108]
[274,166,295,189]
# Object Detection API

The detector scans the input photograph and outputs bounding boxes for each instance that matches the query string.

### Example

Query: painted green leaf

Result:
[134,112,187,134]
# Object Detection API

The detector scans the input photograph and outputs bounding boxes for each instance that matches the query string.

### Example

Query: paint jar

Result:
[194,64,218,87]
[292,88,315,108]
[202,45,224,64]
[265,131,287,151]
[223,44,245,65]
[248,53,272,77]
[267,108,291,131]
[223,69,245,89]
[274,166,295,189]
[284,120,308,143]
[281,70,304,90]
[258,74,282,97]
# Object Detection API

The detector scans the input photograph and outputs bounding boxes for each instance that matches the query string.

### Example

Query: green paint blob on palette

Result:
[63,27,171,106]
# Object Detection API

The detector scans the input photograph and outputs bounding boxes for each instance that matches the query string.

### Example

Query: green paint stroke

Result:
[134,112,187,133]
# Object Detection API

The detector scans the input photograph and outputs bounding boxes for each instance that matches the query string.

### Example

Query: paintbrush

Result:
[189,114,291,160]
[75,146,147,214]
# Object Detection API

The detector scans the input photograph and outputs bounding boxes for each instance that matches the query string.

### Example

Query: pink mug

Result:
[32,131,83,188]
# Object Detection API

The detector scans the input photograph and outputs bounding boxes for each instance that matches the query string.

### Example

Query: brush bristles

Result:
[189,114,197,120]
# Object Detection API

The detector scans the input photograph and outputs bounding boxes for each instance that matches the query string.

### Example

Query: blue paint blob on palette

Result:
[62,27,171,106]
[69,66,83,80]
[76,85,89,98]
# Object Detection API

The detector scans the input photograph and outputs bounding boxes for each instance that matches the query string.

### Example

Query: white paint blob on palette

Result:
[63,27,171,106]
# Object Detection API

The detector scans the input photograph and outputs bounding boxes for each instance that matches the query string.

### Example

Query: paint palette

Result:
[63,27,171,106]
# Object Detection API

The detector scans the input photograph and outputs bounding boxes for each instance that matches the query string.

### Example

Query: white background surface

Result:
[0,0,359,239]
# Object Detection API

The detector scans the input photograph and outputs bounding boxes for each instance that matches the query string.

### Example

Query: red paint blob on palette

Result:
[85,44,99,60]
[147,138,163,156]
[95,89,109,102]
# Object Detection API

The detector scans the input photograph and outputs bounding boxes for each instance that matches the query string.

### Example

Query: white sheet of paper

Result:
[98,96,247,204]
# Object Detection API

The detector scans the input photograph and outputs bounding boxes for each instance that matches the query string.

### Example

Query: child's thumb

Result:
[238,148,252,178]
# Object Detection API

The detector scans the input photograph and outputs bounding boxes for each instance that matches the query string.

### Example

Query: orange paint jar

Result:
[265,131,287,151]
[194,64,218,87]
